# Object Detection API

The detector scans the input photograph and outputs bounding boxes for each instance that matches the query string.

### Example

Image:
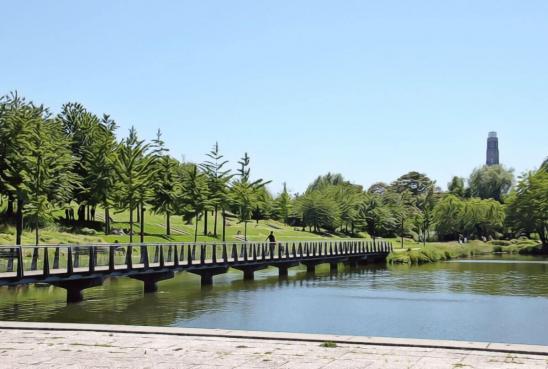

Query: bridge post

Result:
[16,246,24,279]
[159,245,165,268]
[53,247,60,269]
[220,243,226,263]
[330,262,338,272]
[67,247,73,274]
[173,245,179,267]
[109,246,115,272]
[30,247,39,271]
[126,246,133,270]
[7,248,14,272]
[42,247,50,278]
[88,246,95,273]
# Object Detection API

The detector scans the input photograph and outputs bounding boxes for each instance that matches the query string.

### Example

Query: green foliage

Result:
[296,190,341,232]
[229,153,270,240]
[390,171,434,196]
[433,195,505,240]
[505,168,548,245]
[448,176,465,197]
[468,164,514,202]
[387,241,494,264]
[272,182,292,224]
[111,127,156,242]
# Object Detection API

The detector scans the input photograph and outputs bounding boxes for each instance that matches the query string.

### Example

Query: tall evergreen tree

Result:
[230,153,270,241]
[149,130,179,236]
[199,142,233,238]
[112,127,155,243]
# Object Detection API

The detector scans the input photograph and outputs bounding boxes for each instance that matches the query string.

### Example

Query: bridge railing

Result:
[0,239,393,279]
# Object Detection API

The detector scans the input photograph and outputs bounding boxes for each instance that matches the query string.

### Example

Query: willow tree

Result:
[469,165,514,202]
[112,127,155,243]
[506,168,548,245]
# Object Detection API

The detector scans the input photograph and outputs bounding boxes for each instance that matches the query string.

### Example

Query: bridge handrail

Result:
[0,238,387,249]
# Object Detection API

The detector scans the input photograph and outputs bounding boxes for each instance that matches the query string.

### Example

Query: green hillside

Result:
[0,206,357,245]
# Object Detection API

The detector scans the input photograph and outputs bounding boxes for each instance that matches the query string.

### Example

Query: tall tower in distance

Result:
[486,131,499,166]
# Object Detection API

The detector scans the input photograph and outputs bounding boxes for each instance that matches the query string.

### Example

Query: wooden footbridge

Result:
[0,239,392,303]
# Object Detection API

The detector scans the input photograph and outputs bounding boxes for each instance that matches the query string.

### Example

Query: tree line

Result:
[1,92,546,246]
[0,92,270,244]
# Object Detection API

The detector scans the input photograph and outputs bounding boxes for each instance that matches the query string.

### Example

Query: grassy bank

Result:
[0,208,357,245]
[387,238,545,264]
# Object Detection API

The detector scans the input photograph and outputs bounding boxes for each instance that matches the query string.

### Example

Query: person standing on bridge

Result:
[266,231,277,254]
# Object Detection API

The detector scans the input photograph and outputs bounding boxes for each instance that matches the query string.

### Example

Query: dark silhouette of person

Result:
[266,231,276,254]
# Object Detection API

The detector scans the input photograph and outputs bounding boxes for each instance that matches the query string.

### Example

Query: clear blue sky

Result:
[2,1,547,194]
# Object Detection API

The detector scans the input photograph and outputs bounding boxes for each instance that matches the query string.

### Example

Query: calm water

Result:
[1,254,548,345]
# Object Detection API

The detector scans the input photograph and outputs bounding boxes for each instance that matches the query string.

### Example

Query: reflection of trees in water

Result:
[1,259,547,326]
[387,260,548,297]
[0,264,388,325]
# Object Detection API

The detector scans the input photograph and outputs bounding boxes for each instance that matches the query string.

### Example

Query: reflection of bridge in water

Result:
[0,239,392,303]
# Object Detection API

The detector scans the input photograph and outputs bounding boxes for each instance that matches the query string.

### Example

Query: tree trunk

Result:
[213,205,218,237]
[104,207,110,235]
[244,221,248,241]
[16,197,24,245]
[6,199,14,218]
[203,209,208,235]
[166,213,171,236]
[136,204,140,223]
[222,210,226,242]
[35,221,39,246]
[77,204,85,223]
[140,204,145,243]
[129,206,134,243]
[194,212,199,242]
[86,205,90,222]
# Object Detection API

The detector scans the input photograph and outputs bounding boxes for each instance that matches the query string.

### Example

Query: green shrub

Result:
[80,227,97,236]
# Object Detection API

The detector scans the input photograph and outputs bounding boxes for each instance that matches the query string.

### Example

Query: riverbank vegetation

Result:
[0,92,546,254]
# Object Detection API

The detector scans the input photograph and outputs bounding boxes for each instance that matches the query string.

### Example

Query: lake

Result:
[1,254,547,345]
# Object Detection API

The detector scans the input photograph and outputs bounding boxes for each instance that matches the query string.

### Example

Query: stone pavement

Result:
[0,324,547,369]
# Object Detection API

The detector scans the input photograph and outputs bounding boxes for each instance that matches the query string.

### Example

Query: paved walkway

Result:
[0,323,547,368]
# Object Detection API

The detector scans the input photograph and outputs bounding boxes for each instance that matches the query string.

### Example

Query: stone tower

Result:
[486,131,499,166]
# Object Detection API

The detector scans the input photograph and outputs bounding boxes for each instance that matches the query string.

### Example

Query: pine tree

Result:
[112,127,155,243]
[149,130,179,236]
[199,142,233,238]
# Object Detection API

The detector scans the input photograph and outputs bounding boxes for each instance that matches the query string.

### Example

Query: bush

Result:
[80,227,97,236]
[488,240,511,246]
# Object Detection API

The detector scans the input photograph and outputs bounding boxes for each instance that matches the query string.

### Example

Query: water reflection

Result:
[1,254,548,345]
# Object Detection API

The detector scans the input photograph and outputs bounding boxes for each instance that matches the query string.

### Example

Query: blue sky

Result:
[1,1,547,194]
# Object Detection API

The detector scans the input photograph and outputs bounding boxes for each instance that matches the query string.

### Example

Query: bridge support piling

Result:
[51,276,104,303]
[129,270,175,293]
[271,261,299,278]
[233,264,268,281]
[188,266,229,286]
[243,269,255,280]
[330,262,338,272]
